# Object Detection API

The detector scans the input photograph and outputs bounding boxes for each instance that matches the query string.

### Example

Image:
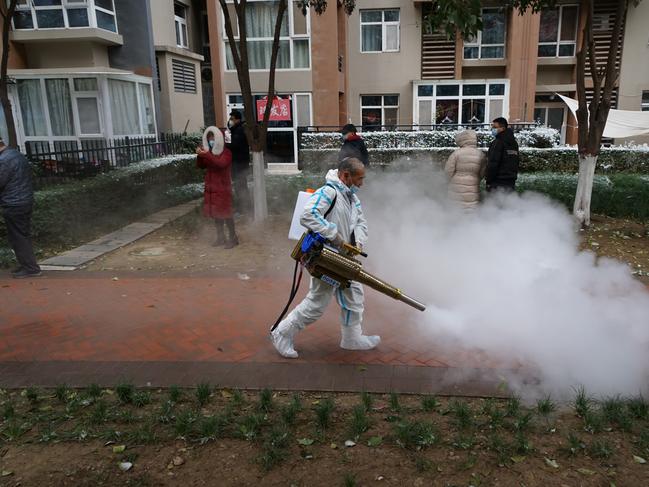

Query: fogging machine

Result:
[271,232,426,331]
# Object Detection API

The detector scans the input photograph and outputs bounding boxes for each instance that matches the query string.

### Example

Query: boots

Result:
[340,324,381,351]
[270,319,301,359]
[213,219,226,246]
[224,218,239,249]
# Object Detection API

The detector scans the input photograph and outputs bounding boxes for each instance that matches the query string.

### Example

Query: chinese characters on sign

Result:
[256,97,291,122]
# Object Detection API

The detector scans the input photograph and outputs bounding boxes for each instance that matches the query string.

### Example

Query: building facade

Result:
[205,0,648,165]
[0,0,206,151]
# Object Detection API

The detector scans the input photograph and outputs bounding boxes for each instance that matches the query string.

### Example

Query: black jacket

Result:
[226,123,250,174]
[0,147,34,208]
[338,136,369,166]
[486,128,520,187]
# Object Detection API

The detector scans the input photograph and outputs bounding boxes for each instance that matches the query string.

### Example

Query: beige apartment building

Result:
[205,0,649,165]
[0,0,207,152]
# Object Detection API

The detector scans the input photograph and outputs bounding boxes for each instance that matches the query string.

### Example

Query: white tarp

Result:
[559,95,649,138]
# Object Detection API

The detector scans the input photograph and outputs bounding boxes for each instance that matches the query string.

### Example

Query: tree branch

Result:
[262,0,288,128]
[575,0,590,154]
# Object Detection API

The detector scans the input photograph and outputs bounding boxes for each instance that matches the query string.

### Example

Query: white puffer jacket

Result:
[445,130,487,209]
[300,169,368,247]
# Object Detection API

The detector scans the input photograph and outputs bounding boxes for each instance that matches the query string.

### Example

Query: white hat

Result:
[202,126,224,155]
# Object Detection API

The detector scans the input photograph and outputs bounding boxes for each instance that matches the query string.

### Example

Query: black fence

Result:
[25,133,192,187]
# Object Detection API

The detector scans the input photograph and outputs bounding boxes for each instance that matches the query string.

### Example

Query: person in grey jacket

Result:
[0,139,41,278]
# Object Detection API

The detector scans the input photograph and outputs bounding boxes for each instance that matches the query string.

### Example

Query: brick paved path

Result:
[0,271,519,396]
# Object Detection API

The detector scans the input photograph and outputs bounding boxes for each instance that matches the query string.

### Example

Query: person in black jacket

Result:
[0,139,41,278]
[338,124,369,166]
[225,110,251,214]
[486,117,520,192]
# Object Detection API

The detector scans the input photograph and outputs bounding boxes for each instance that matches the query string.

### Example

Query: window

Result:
[360,9,399,53]
[642,91,649,112]
[415,81,508,126]
[73,78,101,135]
[12,0,116,33]
[224,0,310,70]
[463,8,506,59]
[360,95,399,130]
[533,106,565,130]
[174,2,189,48]
[538,5,578,57]
[171,59,197,94]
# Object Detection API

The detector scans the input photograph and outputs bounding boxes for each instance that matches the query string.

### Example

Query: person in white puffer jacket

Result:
[270,158,380,359]
[445,130,487,210]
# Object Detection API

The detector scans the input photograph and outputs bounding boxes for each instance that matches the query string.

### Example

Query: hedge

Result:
[299,146,649,174]
[0,155,202,267]
[301,126,561,150]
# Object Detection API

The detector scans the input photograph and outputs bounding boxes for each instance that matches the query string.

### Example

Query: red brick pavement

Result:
[0,272,517,395]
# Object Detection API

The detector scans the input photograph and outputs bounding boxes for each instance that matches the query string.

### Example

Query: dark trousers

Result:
[2,205,40,272]
[232,168,251,215]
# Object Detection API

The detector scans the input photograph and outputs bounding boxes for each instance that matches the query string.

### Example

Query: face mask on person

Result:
[350,185,360,195]
[208,140,215,149]
[227,120,234,129]
[491,128,499,137]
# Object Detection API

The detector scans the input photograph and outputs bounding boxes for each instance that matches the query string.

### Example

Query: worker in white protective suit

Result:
[271,158,381,359]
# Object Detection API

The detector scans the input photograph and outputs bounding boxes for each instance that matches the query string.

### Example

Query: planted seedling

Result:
[505,395,521,417]
[589,439,614,459]
[259,423,291,471]
[421,395,440,413]
[360,391,373,412]
[627,395,648,420]
[450,400,474,430]
[343,473,357,487]
[536,395,556,417]
[348,405,371,440]
[389,392,401,412]
[54,384,68,403]
[25,387,39,405]
[315,397,335,430]
[196,383,212,407]
[564,432,586,456]
[89,400,108,426]
[86,383,102,400]
[258,388,274,413]
[174,410,197,438]
[132,391,151,408]
[239,413,265,441]
[116,383,135,404]
[198,414,226,441]
[393,419,440,450]
[602,395,633,432]
[168,385,182,403]
[573,386,592,417]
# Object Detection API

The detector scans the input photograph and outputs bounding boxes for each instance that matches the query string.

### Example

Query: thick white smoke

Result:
[361,165,649,398]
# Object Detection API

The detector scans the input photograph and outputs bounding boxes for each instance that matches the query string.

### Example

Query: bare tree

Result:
[0,0,18,148]
[572,0,638,226]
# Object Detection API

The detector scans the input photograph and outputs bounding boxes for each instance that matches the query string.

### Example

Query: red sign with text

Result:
[256,97,291,122]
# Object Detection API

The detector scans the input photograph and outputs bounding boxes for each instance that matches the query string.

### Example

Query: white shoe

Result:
[340,324,381,351]
[270,322,299,359]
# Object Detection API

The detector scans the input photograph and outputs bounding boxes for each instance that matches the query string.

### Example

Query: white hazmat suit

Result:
[271,169,381,358]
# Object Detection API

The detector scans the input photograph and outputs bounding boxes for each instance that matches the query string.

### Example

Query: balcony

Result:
[10,0,122,46]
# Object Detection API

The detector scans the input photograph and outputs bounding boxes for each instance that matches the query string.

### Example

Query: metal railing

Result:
[25,133,191,187]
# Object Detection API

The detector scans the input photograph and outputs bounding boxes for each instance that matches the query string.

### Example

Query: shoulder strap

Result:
[323,183,337,219]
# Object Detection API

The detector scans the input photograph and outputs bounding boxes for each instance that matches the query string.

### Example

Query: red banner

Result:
[256,97,291,122]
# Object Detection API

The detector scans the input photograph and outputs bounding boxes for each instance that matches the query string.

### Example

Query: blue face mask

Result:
[350,185,360,195]
[491,128,499,137]
[208,140,215,149]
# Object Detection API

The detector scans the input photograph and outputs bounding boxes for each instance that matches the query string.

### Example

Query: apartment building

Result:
[0,0,207,151]
[206,0,648,165]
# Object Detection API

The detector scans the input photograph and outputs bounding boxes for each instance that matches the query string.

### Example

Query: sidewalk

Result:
[0,272,521,396]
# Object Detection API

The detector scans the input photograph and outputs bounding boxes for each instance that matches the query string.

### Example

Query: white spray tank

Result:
[288,188,316,240]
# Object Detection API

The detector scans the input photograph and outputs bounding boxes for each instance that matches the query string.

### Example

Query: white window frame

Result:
[359,8,400,53]
[12,0,118,33]
[533,104,567,143]
[463,8,506,60]
[222,0,311,72]
[9,73,156,151]
[538,4,579,58]
[174,2,189,48]
[359,94,399,129]
[412,80,510,128]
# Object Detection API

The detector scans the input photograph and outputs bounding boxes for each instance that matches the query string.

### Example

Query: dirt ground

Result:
[1,389,648,487]
[84,210,649,285]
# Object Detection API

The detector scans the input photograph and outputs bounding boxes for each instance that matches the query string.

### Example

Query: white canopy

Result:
[558,94,649,138]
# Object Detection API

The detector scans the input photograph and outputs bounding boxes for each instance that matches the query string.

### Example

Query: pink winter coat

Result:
[445,130,487,209]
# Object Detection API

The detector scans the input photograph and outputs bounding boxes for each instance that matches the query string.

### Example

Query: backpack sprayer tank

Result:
[292,232,426,312]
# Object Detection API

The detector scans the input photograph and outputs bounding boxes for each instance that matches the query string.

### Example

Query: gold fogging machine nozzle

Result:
[292,233,426,312]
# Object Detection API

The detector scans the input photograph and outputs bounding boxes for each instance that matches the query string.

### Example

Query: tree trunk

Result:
[251,150,268,221]
[1,0,19,147]
[573,154,597,227]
